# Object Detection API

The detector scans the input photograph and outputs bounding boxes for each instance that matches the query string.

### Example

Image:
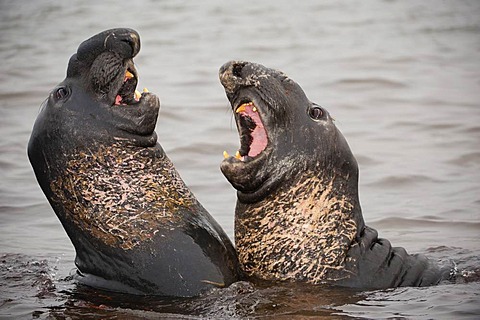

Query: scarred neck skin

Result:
[48,141,200,251]
[235,169,364,284]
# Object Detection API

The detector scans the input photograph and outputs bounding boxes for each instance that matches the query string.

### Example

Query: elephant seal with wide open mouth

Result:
[219,60,452,289]
[28,29,240,297]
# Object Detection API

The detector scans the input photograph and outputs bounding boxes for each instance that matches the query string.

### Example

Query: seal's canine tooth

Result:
[125,70,134,79]
[134,89,141,100]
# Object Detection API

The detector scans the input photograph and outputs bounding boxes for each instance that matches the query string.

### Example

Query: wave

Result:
[365,174,444,188]
[327,77,407,90]
[369,216,480,230]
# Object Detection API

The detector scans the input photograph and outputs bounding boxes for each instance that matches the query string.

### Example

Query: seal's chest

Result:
[50,144,195,250]
[235,176,358,283]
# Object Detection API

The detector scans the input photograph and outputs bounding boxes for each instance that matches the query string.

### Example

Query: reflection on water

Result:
[1,0,479,318]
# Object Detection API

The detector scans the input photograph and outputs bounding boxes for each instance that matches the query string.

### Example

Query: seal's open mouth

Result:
[224,101,268,162]
[114,68,149,106]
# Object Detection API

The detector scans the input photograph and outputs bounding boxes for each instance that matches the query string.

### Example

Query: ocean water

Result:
[1,0,479,318]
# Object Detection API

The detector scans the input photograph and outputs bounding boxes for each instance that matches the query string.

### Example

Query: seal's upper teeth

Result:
[125,70,134,80]
[235,102,254,113]
[235,105,245,113]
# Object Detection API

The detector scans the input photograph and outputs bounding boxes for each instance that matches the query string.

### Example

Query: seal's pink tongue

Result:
[248,112,267,157]
[236,103,268,157]
[113,70,146,106]
[114,89,146,106]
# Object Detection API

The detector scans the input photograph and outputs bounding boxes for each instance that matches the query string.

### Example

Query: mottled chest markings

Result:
[51,143,196,250]
[235,175,357,283]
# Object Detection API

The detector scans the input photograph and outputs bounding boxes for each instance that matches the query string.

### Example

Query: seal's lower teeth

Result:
[134,90,141,100]
[222,150,245,161]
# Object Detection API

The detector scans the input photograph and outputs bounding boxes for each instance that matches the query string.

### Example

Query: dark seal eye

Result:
[308,106,324,121]
[55,87,70,100]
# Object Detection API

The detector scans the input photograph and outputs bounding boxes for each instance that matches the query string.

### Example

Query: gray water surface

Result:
[1,1,479,319]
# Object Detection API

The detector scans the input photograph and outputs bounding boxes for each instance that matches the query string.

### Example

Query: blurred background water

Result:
[0,0,479,319]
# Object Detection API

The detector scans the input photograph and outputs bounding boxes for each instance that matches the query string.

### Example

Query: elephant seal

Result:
[219,60,452,289]
[27,28,240,297]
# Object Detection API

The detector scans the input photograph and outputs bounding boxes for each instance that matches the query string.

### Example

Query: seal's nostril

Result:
[121,35,140,57]
[121,39,134,49]
[121,38,135,57]
[232,63,244,78]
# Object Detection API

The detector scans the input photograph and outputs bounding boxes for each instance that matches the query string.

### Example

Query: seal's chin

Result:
[113,65,149,106]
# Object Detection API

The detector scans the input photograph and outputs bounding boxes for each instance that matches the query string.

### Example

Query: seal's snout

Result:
[76,28,141,62]
[219,60,248,94]
[231,61,246,77]
[115,29,141,58]
[219,60,246,78]
[102,28,141,58]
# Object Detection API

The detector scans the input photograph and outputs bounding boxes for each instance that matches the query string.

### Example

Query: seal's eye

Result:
[308,106,324,121]
[55,87,70,100]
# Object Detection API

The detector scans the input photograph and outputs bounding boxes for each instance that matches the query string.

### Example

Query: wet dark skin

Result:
[219,60,452,289]
[28,29,241,297]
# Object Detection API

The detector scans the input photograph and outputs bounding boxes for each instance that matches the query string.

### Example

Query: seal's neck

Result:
[49,142,198,251]
[235,172,362,283]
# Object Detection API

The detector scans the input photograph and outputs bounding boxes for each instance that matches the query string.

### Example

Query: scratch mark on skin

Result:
[236,174,357,283]
[50,142,196,250]
[104,33,113,49]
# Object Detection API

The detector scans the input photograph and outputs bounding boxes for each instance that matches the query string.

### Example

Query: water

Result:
[1,0,479,318]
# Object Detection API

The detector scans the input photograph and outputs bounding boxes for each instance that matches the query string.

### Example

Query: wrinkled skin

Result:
[219,60,452,289]
[28,29,241,297]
